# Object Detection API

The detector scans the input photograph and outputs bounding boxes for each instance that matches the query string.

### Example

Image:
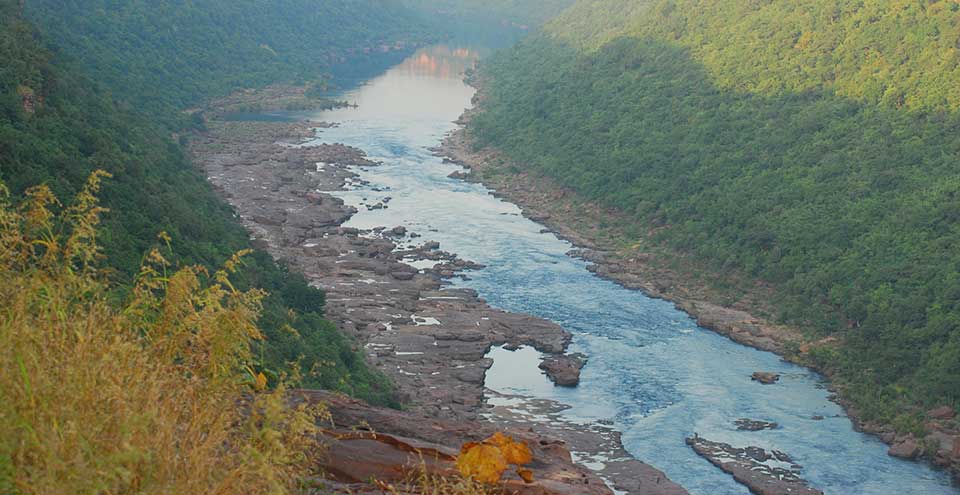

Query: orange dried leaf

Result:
[483,432,532,465]
[501,440,532,465]
[456,443,508,484]
[517,467,535,483]
[485,432,513,449]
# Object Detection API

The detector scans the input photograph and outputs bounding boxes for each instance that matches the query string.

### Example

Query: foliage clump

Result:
[0,173,327,494]
[23,0,435,125]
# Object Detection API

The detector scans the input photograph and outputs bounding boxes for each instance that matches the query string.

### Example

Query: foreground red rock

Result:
[297,390,615,495]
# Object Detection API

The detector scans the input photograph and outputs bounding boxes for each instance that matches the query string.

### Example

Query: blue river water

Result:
[284,45,957,495]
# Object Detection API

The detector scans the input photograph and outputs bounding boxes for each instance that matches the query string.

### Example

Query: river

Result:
[278,44,955,495]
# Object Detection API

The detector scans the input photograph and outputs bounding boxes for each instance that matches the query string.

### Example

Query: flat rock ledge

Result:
[735,418,779,431]
[686,436,823,495]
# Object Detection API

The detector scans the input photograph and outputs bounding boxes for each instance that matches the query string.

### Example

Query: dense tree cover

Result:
[0,4,396,405]
[24,0,435,124]
[545,0,960,112]
[472,0,960,422]
[400,0,574,47]
[403,0,574,28]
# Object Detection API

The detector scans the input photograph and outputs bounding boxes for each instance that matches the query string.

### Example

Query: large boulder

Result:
[751,372,781,385]
[928,406,956,420]
[888,437,920,459]
[539,353,587,387]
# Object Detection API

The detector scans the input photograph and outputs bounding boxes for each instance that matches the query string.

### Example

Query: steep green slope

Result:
[401,0,574,46]
[549,0,960,111]
[24,0,432,123]
[404,0,574,27]
[0,3,395,405]
[472,0,960,421]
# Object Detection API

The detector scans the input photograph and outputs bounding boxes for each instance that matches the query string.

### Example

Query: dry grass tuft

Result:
[378,464,496,495]
[0,172,327,495]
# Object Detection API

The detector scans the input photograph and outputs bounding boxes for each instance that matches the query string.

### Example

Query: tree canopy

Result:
[471,0,960,422]
[403,0,574,27]
[24,0,435,122]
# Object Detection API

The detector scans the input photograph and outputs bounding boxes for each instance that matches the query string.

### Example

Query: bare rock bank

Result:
[189,117,687,494]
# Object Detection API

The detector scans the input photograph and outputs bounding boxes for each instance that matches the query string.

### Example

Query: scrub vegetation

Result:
[0,172,328,495]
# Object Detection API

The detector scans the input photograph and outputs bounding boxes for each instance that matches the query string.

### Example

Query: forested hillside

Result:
[24,0,433,123]
[0,1,396,404]
[471,0,960,422]
[404,0,573,28]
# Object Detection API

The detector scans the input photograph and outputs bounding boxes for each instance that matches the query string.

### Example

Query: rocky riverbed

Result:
[439,107,960,483]
[188,116,687,494]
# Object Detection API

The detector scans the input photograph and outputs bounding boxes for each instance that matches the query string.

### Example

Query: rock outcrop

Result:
[538,353,587,387]
[734,418,779,431]
[888,437,920,459]
[929,406,956,421]
[751,372,781,385]
[686,436,823,495]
